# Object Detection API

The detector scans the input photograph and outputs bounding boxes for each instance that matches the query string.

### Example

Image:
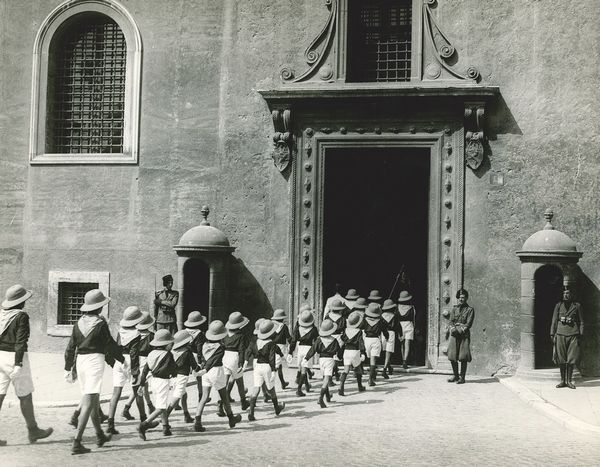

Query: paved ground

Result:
[1,370,599,466]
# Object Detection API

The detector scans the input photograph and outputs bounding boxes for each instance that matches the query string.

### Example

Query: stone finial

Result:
[543,208,554,230]
[200,205,211,226]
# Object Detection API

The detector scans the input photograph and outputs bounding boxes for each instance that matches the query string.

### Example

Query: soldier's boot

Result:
[271,391,285,415]
[122,404,134,420]
[216,400,226,417]
[71,438,91,455]
[458,362,467,384]
[248,396,257,422]
[277,366,289,389]
[567,364,576,389]
[295,371,301,385]
[296,373,306,397]
[95,430,111,447]
[304,373,311,392]
[193,416,205,432]
[448,362,459,382]
[338,372,347,396]
[556,364,567,388]
[325,386,333,403]
[382,366,390,379]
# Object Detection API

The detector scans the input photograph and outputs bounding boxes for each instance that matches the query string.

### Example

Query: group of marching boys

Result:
[58,286,415,454]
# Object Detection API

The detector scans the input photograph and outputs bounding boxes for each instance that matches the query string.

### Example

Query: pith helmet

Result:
[272,309,287,321]
[136,312,155,330]
[150,329,174,346]
[172,330,193,349]
[346,311,363,328]
[257,319,277,340]
[330,299,346,311]
[1,284,32,309]
[368,290,383,302]
[120,306,144,327]
[254,318,266,335]
[345,289,359,300]
[382,299,397,311]
[366,303,382,318]
[353,298,368,310]
[319,319,336,337]
[206,320,227,341]
[226,311,249,330]
[80,289,110,312]
[298,310,315,327]
[398,290,413,302]
[184,311,207,328]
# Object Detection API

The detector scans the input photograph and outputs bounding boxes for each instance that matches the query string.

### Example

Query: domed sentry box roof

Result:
[517,209,582,261]
[174,206,235,255]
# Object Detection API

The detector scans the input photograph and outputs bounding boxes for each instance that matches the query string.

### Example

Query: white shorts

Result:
[201,366,226,391]
[139,356,152,382]
[150,377,170,409]
[319,357,335,377]
[275,344,287,368]
[223,351,242,379]
[170,373,189,400]
[253,363,274,390]
[381,331,396,353]
[0,351,34,397]
[343,349,362,368]
[297,345,312,369]
[364,337,382,358]
[77,353,105,395]
[400,321,414,340]
[112,354,131,388]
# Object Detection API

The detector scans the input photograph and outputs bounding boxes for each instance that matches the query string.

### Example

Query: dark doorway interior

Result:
[183,259,210,328]
[322,147,430,365]
[534,265,563,369]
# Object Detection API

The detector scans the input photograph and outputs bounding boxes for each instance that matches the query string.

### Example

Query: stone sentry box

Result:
[173,206,235,330]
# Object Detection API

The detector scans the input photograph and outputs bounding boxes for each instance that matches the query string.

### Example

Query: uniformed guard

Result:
[154,275,179,334]
[551,288,584,389]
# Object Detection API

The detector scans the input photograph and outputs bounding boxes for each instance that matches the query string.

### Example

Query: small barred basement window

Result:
[46,14,126,154]
[347,0,412,82]
[57,281,99,325]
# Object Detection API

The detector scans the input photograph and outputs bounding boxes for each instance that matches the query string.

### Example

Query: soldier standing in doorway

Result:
[154,275,179,334]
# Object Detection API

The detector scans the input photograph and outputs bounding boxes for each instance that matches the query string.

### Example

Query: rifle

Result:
[388,265,406,299]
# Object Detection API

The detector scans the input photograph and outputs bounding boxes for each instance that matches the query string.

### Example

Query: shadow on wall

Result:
[577,270,600,376]
[229,257,273,324]
[473,92,525,180]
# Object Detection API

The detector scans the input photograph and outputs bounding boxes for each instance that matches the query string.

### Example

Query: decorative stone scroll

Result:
[423,0,480,81]
[271,108,293,172]
[464,103,485,170]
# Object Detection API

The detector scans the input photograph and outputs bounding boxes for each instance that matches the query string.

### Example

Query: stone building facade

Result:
[0,0,599,376]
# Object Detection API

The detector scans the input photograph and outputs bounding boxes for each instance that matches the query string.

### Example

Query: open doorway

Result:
[534,264,563,368]
[183,259,210,327]
[322,147,430,365]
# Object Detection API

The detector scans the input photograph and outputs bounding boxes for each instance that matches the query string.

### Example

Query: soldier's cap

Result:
[162,274,174,285]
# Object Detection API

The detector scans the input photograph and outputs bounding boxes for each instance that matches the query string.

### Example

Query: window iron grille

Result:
[47,16,126,154]
[57,282,99,325]
[348,0,412,82]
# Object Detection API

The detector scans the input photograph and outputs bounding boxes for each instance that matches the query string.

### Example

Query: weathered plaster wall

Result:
[0,0,599,374]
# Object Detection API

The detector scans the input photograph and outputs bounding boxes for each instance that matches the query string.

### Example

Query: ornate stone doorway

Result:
[322,146,430,365]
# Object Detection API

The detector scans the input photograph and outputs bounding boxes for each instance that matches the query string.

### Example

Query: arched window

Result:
[30,0,141,164]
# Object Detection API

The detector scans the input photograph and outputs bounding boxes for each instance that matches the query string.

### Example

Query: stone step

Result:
[515,367,582,380]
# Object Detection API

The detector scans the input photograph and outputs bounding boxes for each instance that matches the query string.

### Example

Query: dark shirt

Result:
[201,342,225,371]
[138,331,154,357]
[289,324,318,354]
[140,350,178,383]
[341,328,365,352]
[116,332,141,376]
[244,339,283,371]
[187,329,206,356]
[381,310,401,333]
[223,332,249,361]
[64,317,124,371]
[363,317,389,339]
[305,336,341,360]
[173,347,201,375]
[272,322,292,346]
[398,306,415,322]
[0,312,29,366]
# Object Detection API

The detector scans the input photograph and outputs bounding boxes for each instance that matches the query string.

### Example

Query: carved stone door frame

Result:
[291,126,464,369]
